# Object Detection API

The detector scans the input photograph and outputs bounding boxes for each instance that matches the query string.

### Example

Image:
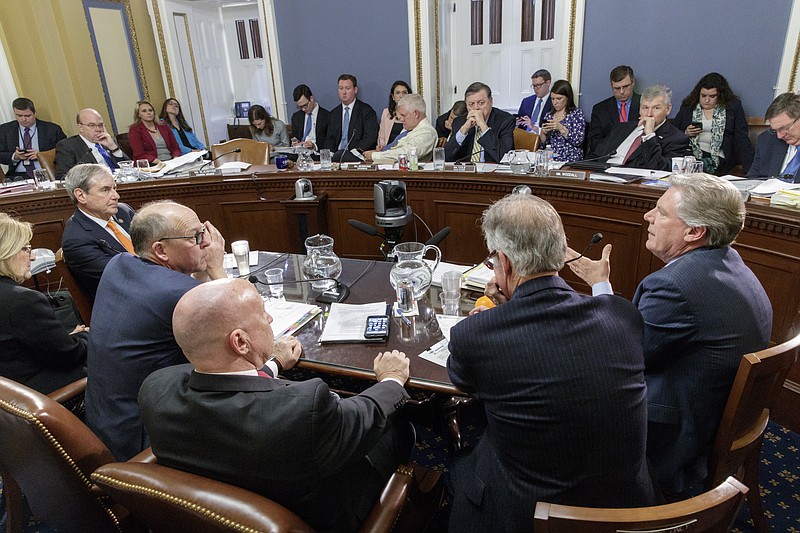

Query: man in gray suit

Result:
[447,194,655,532]
[139,278,411,533]
[568,173,772,496]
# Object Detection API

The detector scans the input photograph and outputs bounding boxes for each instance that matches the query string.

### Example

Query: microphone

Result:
[348,219,385,239]
[564,233,603,264]
[98,240,123,255]
[248,275,350,303]
[572,150,617,164]
[199,148,242,171]
[337,124,357,165]
[425,227,451,246]
[454,148,483,164]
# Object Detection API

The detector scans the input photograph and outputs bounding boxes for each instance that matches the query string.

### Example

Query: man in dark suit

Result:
[568,173,772,496]
[85,201,227,461]
[61,164,135,302]
[444,82,515,163]
[55,108,128,179]
[139,278,411,532]
[0,97,66,181]
[590,84,691,170]
[747,92,800,179]
[516,69,552,133]
[586,65,641,155]
[435,100,466,139]
[325,74,378,162]
[290,84,329,151]
[447,194,655,532]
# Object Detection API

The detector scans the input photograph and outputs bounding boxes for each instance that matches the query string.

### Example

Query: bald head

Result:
[173,278,274,372]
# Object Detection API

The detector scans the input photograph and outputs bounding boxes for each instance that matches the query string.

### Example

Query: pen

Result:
[395,308,412,327]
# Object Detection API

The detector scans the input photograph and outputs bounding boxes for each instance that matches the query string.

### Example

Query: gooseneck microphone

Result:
[577,150,617,163]
[98,240,123,254]
[425,227,451,246]
[248,275,350,303]
[348,219,383,238]
[199,148,242,171]
[564,233,604,264]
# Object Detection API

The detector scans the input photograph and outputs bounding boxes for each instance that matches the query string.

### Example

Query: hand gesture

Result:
[203,220,227,280]
[565,244,612,286]
[640,116,656,136]
[374,350,409,384]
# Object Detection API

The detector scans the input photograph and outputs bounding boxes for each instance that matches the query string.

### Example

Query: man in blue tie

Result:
[54,108,129,179]
[324,74,378,162]
[290,84,330,152]
[364,94,438,164]
[748,92,800,180]
[516,69,552,134]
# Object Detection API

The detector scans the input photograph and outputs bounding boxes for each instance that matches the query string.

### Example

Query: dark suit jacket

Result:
[55,135,130,179]
[128,121,181,163]
[447,276,655,532]
[0,277,87,394]
[444,108,515,163]
[590,120,691,170]
[516,94,552,128]
[672,99,754,175]
[140,365,409,532]
[747,129,791,179]
[586,94,641,155]
[291,106,330,148]
[0,119,66,178]
[325,100,378,161]
[634,246,772,494]
[61,203,136,302]
[435,110,451,138]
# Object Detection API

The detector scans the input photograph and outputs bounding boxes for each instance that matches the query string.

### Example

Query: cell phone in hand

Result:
[690,121,703,130]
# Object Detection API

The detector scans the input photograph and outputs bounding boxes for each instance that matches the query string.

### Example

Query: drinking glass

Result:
[231,240,250,276]
[441,270,462,293]
[433,147,445,171]
[265,268,284,300]
[439,291,461,316]
[320,149,332,170]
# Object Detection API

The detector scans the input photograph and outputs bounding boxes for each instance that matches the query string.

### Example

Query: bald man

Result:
[55,107,129,178]
[139,278,412,532]
[85,200,226,461]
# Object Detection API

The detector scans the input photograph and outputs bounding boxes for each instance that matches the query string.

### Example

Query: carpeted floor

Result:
[3,370,799,532]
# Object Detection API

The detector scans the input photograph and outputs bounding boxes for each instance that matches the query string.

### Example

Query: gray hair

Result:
[765,92,800,121]
[668,173,745,247]
[397,94,427,116]
[481,194,567,276]
[64,163,111,204]
[130,200,181,257]
[641,84,672,107]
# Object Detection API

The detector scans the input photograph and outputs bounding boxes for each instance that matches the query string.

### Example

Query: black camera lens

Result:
[389,186,405,203]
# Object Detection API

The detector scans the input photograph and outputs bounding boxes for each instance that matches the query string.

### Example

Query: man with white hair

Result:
[567,173,772,496]
[589,84,691,170]
[364,93,438,164]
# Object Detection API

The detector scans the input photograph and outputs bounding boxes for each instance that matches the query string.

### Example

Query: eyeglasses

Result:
[770,117,799,136]
[159,229,205,245]
[79,122,105,130]
[531,81,548,90]
[20,245,32,255]
[483,250,498,270]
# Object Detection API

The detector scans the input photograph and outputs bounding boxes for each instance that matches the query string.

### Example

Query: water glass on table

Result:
[231,240,250,276]
[433,147,446,171]
[439,291,461,316]
[264,268,284,300]
[441,270,462,293]
[320,149,332,170]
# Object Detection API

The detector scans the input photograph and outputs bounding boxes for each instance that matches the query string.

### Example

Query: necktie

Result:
[23,128,34,179]
[303,113,313,141]
[619,101,628,122]
[257,370,272,379]
[471,129,482,163]
[531,98,542,127]
[96,143,119,170]
[107,220,135,254]
[623,134,643,164]
[338,107,350,150]
[382,130,409,151]
[782,148,800,178]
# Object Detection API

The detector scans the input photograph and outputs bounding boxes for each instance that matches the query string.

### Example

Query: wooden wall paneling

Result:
[430,199,488,265]
[326,198,383,260]
[219,199,291,253]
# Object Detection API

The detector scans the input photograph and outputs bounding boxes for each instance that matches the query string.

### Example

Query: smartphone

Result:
[690,121,703,130]
[364,315,390,339]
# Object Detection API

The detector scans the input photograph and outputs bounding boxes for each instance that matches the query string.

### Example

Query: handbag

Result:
[46,289,83,331]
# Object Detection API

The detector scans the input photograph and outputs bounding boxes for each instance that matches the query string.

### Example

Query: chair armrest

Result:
[47,377,87,404]
[358,464,415,533]
[129,447,157,464]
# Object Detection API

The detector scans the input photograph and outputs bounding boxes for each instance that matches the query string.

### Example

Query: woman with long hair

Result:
[128,100,181,164]
[377,80,412,149]
[539,79,586,162]
[247,105,289,150]
[159,98,206,155]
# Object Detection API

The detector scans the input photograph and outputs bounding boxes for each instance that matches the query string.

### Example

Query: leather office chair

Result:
[36,149,56,181]
[55,247,93,326]
[92,461,442,533]
[210,138,269,167]
[115,133,134,159]
[0,376,140,533]
[436,136,447,148]
[513,128,540,152]
[0,163,6,182]
[533,476,748,533]
[703,331,800,533]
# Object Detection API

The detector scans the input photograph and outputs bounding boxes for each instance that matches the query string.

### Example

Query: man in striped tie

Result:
[61,163,136,302]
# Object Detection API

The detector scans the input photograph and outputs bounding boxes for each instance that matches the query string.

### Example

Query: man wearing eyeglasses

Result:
[516,69,552,133]
[290,84,330,151]
[54,108,129,179]
[62,163,136,302]
[586,65,641,155]
[0,97,66,181]
[747,92,800,180]
[446,194,656,532]
[84,200,227,461]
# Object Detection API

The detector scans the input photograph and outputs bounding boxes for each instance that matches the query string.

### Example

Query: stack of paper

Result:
[462,263,494,291]
[424,260,471,286]
[265,299,322,338]
[319,302,389,343]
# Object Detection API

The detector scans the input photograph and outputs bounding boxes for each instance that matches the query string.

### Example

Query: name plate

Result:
[548,169,588,180]
[449,163,477,172]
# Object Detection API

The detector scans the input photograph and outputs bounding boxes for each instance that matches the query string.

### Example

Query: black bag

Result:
[47,289,83,332]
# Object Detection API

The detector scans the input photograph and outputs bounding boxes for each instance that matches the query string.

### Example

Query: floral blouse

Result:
[542,107,586,162]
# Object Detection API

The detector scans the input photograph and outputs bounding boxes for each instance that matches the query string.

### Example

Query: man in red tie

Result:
[586,66,641,154]
[0,97,66,181]
[61,163,136,301]
[139,278,413,532]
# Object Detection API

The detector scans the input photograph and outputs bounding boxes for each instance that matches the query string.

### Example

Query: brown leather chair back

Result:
[513,128,540,151]
[55,247,93,326]
[92,462,315,533]
[0,376,129,533]
[37,149,57,181]
[210,138,270,167]
[115,133,134,159]
[0,162,6,182]
[533,476,748,533]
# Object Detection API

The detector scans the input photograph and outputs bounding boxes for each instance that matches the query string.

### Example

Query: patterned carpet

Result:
[3,370,799,532]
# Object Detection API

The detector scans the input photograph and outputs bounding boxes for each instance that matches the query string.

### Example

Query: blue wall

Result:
[273,0,411,119]
[578,0,792,118]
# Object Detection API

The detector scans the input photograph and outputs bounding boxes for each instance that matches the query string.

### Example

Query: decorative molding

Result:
[434,0,441,115]
[174,13,209,152]
[149,0,174,96]
[789,30,799,92]
[413,0,423,94]
[566,0,577,81]
[259,0,280,119]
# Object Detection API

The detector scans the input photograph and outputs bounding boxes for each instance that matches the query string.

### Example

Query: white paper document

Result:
[435,314,467,341]
[319,301,389,343]
[605,167,670,179]
[424,260,471,286]
[419,338,450,367]
[265,299,321,338]
[750,178,800,196]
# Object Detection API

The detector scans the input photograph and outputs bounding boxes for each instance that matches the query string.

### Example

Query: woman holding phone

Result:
[539,79,586,163]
